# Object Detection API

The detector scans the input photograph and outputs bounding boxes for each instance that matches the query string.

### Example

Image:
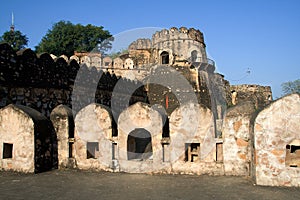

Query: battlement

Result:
[230,84,272,108]
[152,27,205,47]
[128,38,152,50]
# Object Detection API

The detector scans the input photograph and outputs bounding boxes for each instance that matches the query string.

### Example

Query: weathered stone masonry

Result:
[0,27,299,187]
[0,104,57,173]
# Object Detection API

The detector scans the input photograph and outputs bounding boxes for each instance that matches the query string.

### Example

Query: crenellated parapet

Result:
[150,27,208,65]
[128,38,152,50]
[229,84,273,109]
[152,27,205,47]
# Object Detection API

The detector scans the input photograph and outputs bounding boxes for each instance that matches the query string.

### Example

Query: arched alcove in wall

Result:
[160,51,169,64]
[117,102,163,173]
[191,50,198,62]
[127,128,152,160]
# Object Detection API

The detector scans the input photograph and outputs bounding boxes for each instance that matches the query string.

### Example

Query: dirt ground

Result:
[0,169,300,200]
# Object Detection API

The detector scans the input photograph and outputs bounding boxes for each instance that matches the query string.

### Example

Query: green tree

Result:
[109,49,129,59]
[35,21,112,57]
[0,30,28,51]
[281,79,300,95]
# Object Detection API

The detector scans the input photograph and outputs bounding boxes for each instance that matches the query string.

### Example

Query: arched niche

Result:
[117,102,162,173]
[80,56,91,67]
[127,128,152,160]
[124,58,134,69]
[160,51,169,64]
[191,50,198,62]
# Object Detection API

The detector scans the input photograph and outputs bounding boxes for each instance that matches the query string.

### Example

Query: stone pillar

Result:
[50,105,75,169]
[222,102,255,176]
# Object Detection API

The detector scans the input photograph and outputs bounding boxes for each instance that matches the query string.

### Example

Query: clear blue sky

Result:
[1,0,300,98]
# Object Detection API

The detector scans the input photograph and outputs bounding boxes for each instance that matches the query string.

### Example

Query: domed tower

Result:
[151,27,207,65]
[147,27,226,138]
[142,27,214,115]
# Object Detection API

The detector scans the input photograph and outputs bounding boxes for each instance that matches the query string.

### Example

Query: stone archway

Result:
[191,50,198,62]
[127,128,152,160]
[117,102,163,173]
[160,51,169,64]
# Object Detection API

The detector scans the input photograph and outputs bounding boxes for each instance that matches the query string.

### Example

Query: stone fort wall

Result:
[0,25,273,119]
[0,43,148,118]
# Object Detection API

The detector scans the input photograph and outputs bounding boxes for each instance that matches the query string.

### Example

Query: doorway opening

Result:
[127,128,152,160]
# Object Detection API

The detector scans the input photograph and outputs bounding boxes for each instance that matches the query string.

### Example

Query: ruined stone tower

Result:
[151,27,207,65]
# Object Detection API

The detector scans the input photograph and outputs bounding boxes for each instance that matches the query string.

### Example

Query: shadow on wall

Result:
[0,104,58,173]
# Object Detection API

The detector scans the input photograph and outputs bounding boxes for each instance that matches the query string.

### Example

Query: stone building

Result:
[0,104,57,173]
[230,84,272,108]
[151,27,207,65]
[0,26,299,187]
[74,51,102,69]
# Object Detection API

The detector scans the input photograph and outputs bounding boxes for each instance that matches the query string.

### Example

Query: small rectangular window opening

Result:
[185,143,200,162]
[68,138,75,158]
[112,142,117,160]
[69,142,74,158]
[291,145,300,153]
[3,143,13,159]
[162,143,170,162]
[216,143,223,162]
[285,144,300,168]
[87,142,99,159]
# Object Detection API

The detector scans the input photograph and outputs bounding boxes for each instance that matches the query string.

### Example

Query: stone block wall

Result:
[169,103,224,175]
[0,87,71,117]
[74,103,113,171]
[0,44,79,89]
[0,43,148,118]
[230,84,272,109]
[0,105,35,172]
[50,105,75,169]
[223,102,256,176]
[254,93,300,186]
[147,65,206,116]
[117,102,163,173]
[0,104,57,173]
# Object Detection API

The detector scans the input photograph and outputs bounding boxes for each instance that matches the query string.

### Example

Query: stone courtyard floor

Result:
[0,169,300,200]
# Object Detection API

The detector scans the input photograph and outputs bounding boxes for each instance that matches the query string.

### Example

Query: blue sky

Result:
[1,0,300,98]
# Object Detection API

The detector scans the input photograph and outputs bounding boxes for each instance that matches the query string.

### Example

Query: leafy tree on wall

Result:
[281,79,300,96]
[0,30,28,51]
[35,21,112,57]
